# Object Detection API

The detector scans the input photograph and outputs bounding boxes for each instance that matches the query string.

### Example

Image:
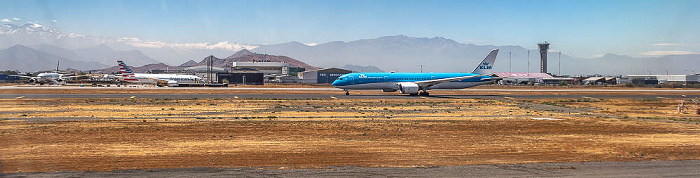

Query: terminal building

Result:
[494,72,553,85]
[0,73,20,82]
[627,74,700,84]
[299,68,353,84]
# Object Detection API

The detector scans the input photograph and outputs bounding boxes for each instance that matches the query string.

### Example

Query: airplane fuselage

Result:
[122,73,204,85]
[30,73,64,84]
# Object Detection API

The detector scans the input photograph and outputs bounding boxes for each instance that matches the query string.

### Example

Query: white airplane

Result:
[332,49,501,96]
[19,61,77,85]
[118,60,205,87]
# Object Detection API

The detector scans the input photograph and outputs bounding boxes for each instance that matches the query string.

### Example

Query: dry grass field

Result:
[0,89,699,173]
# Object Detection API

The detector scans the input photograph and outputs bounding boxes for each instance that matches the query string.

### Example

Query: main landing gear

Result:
[411,91,430,96]
[419,91,430,96]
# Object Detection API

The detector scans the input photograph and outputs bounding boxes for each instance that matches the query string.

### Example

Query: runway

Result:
[2,86,700,100]
[3,85,700,92]
[2,93,699,100]
[5,160,699,177]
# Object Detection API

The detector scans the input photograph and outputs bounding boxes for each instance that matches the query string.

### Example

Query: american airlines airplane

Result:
[332,49,500,96]
[118,60,205,87]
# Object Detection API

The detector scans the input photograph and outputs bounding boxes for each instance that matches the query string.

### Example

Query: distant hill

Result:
[0,45,107,72]
[341,65,384,73]
[179,60,198,67]
[192,49,318,70]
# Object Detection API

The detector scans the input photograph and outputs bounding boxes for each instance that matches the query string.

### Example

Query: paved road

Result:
[4,160,699,177]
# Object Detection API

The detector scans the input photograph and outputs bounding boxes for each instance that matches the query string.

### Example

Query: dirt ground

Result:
[1,90,699,173]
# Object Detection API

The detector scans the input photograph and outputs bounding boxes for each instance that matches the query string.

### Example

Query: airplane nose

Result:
[332,80,340,86]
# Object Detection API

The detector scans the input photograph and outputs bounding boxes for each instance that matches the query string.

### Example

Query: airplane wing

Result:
[11,75,33,79]
[62,75,84,79]
[414,74,490,88]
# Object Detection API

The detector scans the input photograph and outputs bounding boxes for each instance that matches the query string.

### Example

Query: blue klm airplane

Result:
[332,49,500,96]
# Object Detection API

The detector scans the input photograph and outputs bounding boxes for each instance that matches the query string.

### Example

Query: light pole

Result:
[527,50,530,73]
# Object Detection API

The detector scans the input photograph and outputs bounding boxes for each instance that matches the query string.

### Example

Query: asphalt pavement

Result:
[4,160,699,177]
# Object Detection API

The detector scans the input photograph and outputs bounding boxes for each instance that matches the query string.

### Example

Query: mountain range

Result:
[252,36,700,75]
[1,22,698,75]
[341,65,385,73]
[0,45,107,72]
[1,22,254,67]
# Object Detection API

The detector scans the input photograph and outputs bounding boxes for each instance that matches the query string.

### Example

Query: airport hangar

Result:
[216,61,352,85]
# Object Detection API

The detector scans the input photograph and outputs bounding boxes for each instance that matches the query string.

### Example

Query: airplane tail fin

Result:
[117,60,134,75]
[117,60,138,82]
[117,60,137,82]
[471,49,499,74]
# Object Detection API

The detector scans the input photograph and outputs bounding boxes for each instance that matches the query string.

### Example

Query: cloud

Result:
[640,51,699,56]
[12,17,21,21]
[652,43,694,46]
[52,20,58,23]
[118,38,258,51]
[304,43,318,46]
[1,19,10,22]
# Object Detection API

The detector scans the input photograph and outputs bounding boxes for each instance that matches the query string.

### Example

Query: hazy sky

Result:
[1,0,699,58]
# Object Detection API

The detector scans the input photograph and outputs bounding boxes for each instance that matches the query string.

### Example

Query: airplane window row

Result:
[168,78,197,81]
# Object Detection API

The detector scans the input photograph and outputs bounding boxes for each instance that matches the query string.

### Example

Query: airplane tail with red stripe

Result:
[117,60,137,82]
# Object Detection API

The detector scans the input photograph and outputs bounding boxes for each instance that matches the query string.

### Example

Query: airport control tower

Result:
[538,42,550,73]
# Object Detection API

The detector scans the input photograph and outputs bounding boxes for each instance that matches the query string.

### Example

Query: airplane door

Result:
[349,76,355,84]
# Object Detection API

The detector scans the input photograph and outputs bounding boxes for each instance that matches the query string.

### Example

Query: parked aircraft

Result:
[118,60,204,87]
[17,61,78,85]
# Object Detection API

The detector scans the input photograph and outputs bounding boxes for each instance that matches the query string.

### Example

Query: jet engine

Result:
[397,82,420,94]
[167,80,179,87]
